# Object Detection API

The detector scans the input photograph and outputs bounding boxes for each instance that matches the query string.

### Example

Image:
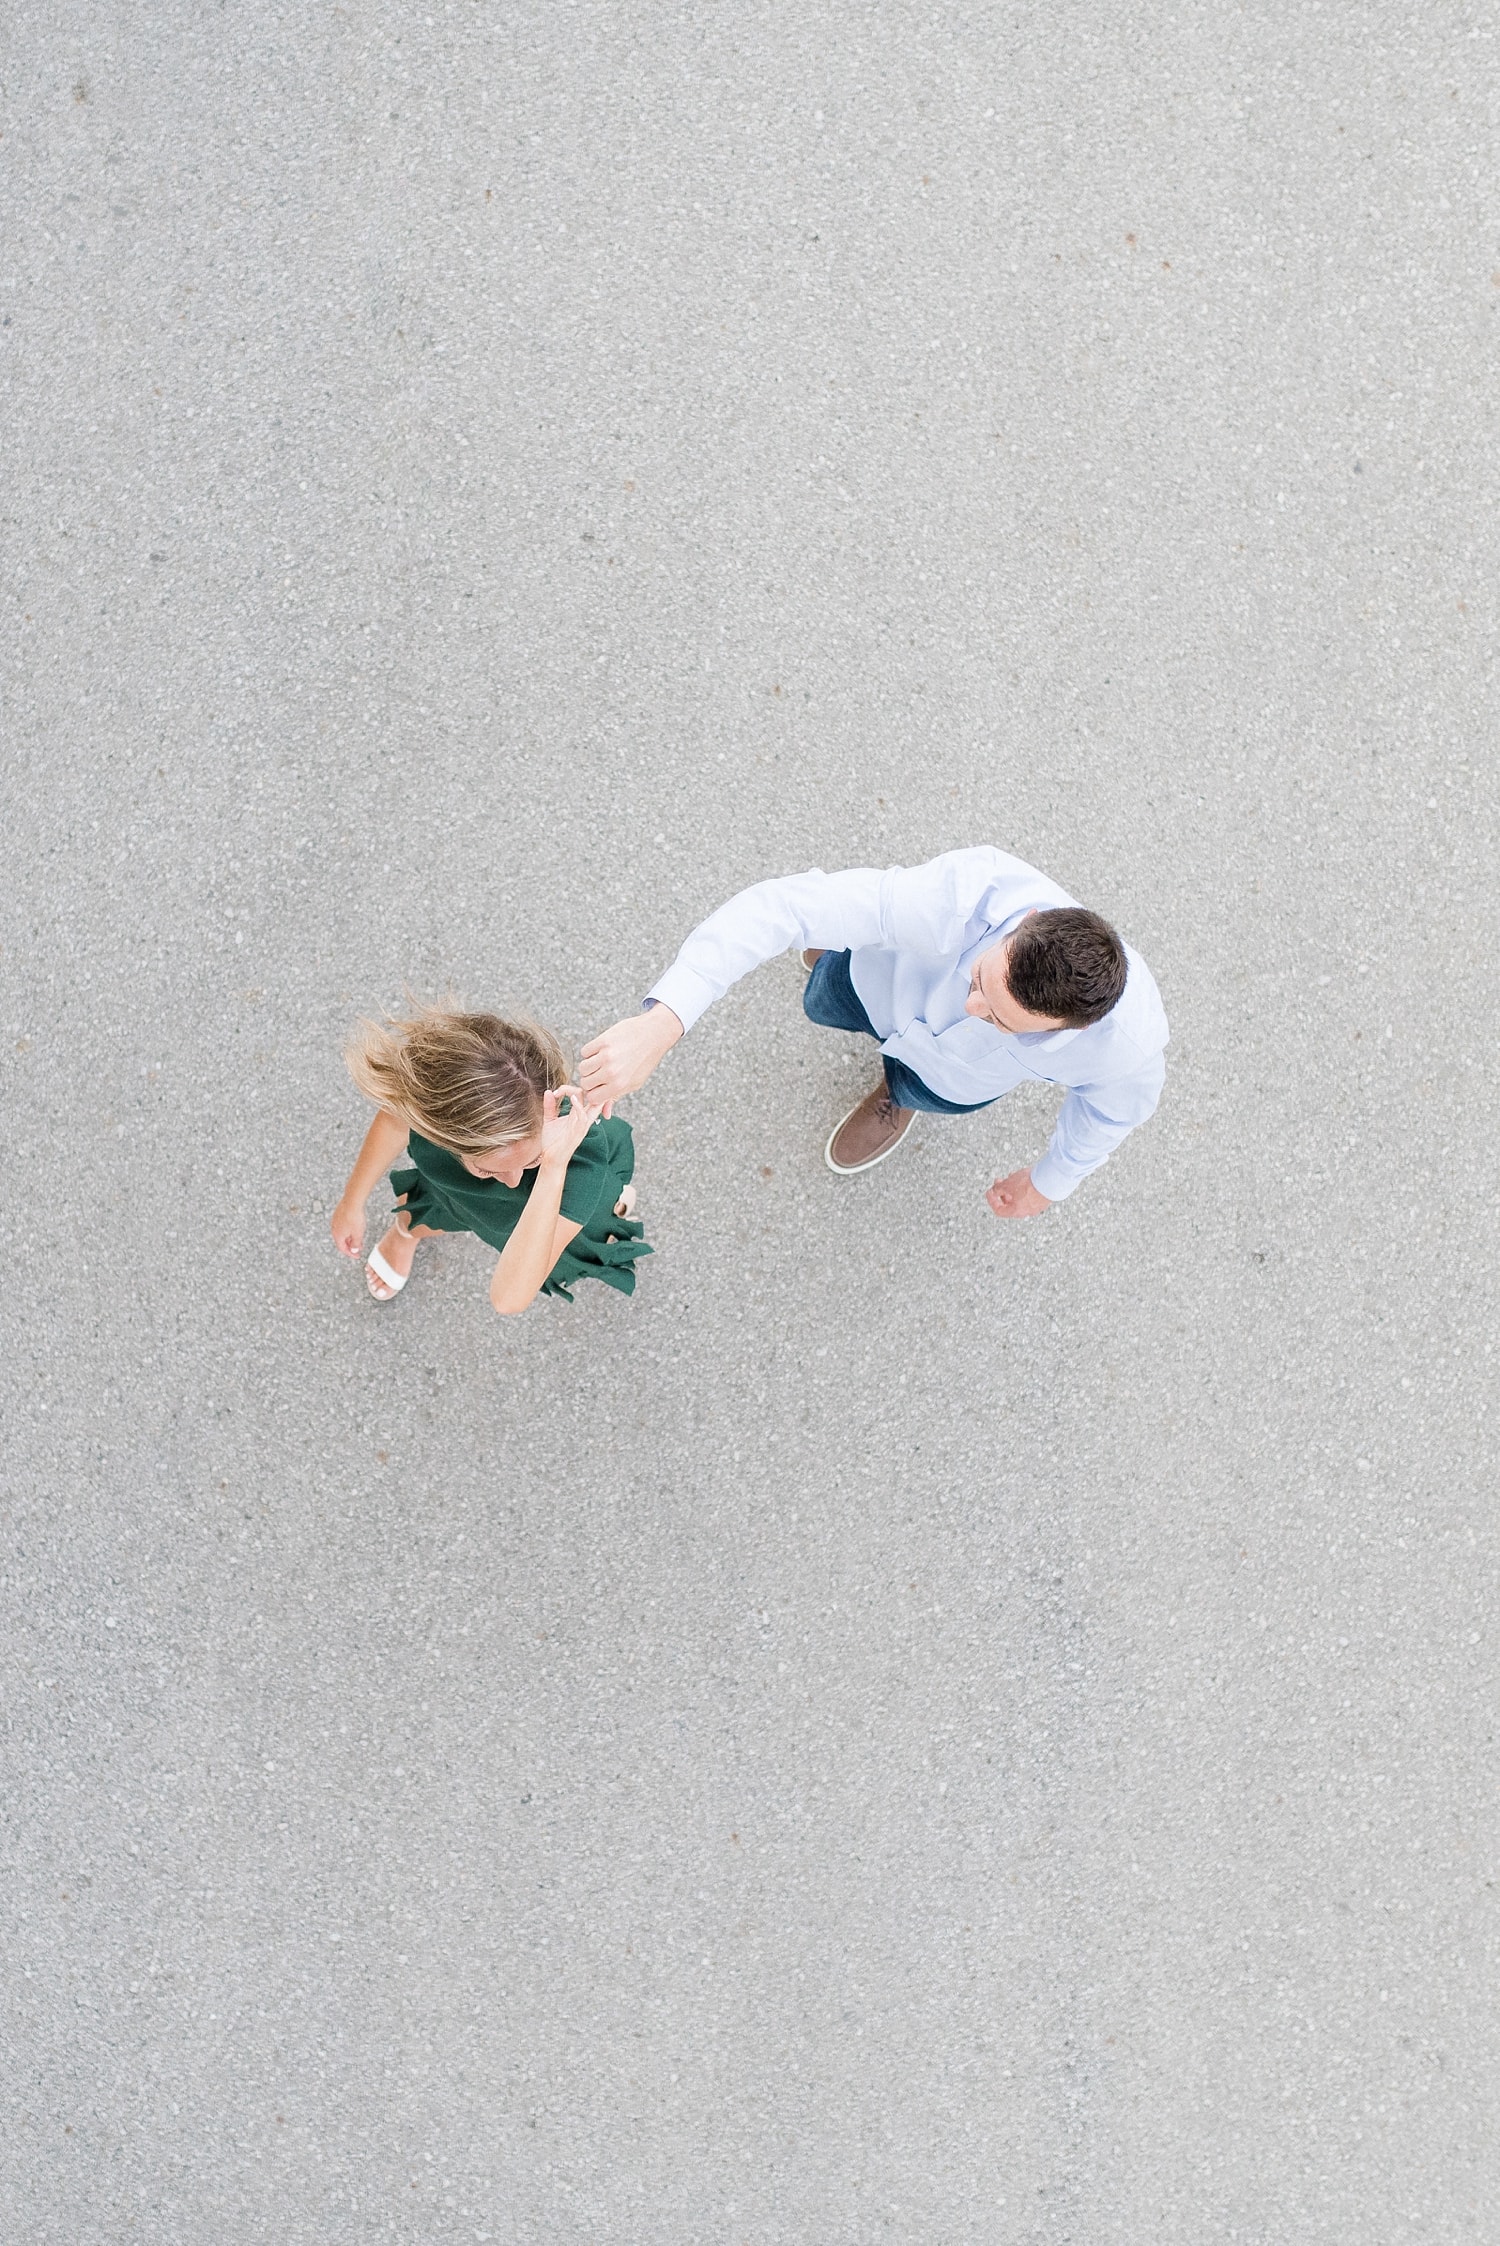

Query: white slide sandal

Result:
[365,1242,409,1301]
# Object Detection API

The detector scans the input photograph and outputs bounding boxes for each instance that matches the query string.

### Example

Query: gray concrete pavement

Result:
[4,3,1498,2239]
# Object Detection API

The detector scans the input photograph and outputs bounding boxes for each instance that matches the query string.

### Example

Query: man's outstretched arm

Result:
[580,865,899,1108]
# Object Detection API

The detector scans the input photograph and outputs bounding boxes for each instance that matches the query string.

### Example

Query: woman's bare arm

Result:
[489,1181,583,1315]
[331,1109,409,1258]
[489,1086,598,1315]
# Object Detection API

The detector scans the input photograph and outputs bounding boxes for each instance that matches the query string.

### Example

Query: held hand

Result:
[330,1196,366,1258]
[579,1006,683,1113]
[986,1167,1053,1222]
[538,1084,601,1172]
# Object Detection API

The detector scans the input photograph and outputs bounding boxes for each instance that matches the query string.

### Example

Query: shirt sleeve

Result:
[1029,1048,1166,1202]
[645,854,1007,1032]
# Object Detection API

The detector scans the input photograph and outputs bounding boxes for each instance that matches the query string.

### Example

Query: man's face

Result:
[965,923,1069,1034]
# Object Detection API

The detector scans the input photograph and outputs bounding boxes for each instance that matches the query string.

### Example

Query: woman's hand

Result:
[330,1195,366,1258]
[537,1084,601,1173]
[333,1111,409,1258]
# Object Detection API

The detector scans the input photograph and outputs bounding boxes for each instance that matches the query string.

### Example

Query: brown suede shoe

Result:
[800,947,826,970]
[825,1081,916,1174]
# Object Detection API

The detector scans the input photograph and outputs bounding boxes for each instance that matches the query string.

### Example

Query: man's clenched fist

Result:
[986,1168,1052,1221]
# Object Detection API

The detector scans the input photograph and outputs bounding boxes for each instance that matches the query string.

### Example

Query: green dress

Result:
[390,1118,651,1302]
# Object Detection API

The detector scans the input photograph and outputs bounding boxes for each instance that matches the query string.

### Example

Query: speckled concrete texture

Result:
[4,3,1498,2240]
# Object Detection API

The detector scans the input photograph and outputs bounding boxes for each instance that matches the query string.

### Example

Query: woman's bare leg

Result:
[367,1198,439,1300]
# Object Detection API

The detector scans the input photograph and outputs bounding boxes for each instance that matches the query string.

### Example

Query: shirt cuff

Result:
[1028,1151,1087,1203]
[644,963,720,1034]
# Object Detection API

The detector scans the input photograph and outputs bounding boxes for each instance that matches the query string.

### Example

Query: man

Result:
[580,847,1168,1218]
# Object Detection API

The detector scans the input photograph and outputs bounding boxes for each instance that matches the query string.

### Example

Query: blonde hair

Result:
[346,1001,568,1155]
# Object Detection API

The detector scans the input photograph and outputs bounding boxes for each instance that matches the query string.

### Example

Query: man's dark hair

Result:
[1005,907,1127,1027]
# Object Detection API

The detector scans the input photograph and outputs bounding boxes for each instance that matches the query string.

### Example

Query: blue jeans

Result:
[802,950,995,1115]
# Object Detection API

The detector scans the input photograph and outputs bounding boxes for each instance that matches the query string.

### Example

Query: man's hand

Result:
[986,1167,1053,1221]
[579,1005,683,1113]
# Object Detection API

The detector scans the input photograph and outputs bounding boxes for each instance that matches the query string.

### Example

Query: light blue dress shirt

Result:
[647,847,1169,1201]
